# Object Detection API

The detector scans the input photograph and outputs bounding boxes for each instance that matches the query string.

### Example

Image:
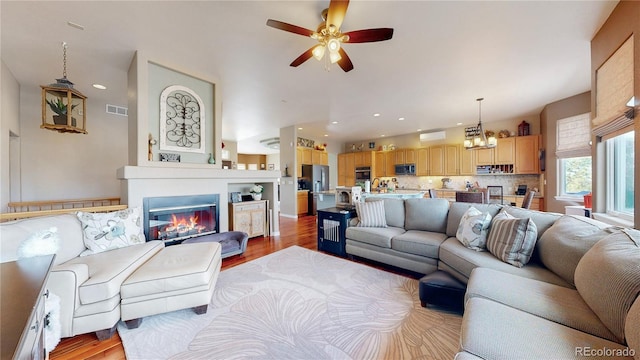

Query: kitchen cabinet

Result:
[320,151,329,165]
[354,151,373,167]
[416,148,429,176]
[296,192,309,216]
[229,200,268,238]
[460,146,476,176]
[515,135,540,174]
[338,152,355,186]
[495,137,515,165]
[428,145,445,176]
[296,148,303,176]
[311,149,328,165]
[394,148,416,165]
[302,148,313,165]
[475,148,494,166]
[503,195,544,211]
[444,144,459,175]
[373,151,395,177]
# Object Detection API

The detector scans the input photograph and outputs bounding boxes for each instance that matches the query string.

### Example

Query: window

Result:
[605,130,634,220]
[556,113,592,199]
[559,157,592,197]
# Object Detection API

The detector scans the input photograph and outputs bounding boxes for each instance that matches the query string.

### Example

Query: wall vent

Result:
[106,104,128,117]
[419,130,446,142]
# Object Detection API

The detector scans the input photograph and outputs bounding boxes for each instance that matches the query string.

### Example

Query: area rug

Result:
[118,246,462,359]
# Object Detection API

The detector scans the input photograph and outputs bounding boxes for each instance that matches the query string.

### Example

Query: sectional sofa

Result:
[346,197,640,359]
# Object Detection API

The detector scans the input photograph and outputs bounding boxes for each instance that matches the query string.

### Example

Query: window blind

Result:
[556,113,591,158]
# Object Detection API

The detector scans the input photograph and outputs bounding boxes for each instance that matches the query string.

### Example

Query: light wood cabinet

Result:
[320,151,328,165]
[428,145,445,176]
[354,151,373,167]
[296,148,303,176]
[373,151,395,177]
[515,135,540,174]
[444,144,459,175]
[460,146,475,176]
[394,148,416,165]
[338,152,355,186]
[296,192,309,216]
[416,148,429,176]
[503,195,544,211]
[229,200,267,238]
[495,137,515,164]
[475,148,494,166]
[301,148,312,165]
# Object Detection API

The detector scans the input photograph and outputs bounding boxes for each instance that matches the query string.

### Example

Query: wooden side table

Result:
[317,207,356,257]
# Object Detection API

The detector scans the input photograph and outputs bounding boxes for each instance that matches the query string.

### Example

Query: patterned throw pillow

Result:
[456,207,492,251]
[355,200,387,228]
[486,211,538,267]
[77,207,146,256]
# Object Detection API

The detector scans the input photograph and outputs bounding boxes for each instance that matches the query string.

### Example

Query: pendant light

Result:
[41,42,87,134]
[464,98,496,150]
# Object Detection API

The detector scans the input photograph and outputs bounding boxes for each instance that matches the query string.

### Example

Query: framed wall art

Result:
[159,85,205,153]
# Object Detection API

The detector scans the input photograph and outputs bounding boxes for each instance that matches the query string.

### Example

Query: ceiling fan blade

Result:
[344,28,394,43]
[290,47,315,67]
[326,0,349,30]
[337,48,354,72]
[266,19,314,37]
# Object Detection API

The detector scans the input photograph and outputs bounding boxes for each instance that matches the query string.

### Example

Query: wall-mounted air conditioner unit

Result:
[419,131,446,142]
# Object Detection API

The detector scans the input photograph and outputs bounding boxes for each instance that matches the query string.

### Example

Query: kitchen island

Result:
[361,190,426,200]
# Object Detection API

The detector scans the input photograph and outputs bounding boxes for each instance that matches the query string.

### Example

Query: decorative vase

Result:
[208,153,215,164]
[252,193,262,201]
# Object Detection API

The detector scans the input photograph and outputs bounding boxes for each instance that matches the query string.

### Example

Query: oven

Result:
[335,186,362,209]
[355,167,371,181]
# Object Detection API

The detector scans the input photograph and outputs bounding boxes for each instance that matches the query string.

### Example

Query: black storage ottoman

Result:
[419,270,466,312]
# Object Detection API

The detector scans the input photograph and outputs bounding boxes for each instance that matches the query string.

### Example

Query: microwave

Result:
[394,164,416,175]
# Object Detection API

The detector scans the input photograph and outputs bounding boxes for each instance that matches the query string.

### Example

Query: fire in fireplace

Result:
[143,194,219,245]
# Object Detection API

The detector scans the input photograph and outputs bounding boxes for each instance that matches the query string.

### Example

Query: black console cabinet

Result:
[317,207,356,257]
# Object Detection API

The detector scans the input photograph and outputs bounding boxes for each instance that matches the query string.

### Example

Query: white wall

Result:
[1,60,20,211]
[14,83,128,203]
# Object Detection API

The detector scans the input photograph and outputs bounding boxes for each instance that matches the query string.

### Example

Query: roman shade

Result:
[556,113,591,158]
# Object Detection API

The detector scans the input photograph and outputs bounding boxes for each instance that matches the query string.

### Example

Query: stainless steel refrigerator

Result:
[301,165,329,215]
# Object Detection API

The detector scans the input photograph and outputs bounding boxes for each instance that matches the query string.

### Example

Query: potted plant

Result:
[250,184,264,200]
[47,98,78,126]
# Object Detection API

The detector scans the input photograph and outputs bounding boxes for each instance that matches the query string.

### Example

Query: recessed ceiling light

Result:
[381,134,385,137]
[373,113,380,117]
[398,117,405,121]
[456,122,463,126]
[92,84,107,90]
[298,127,303,130]
[331,121,338,124]
[417,129,422,132]
[324,134,328,137]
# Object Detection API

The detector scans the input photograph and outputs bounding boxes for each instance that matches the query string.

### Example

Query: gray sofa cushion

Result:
[537,215,613,286]
[439,237,571,287]
[626,298,640,357]
[574,228,640,343]
[446,202,502,237]
[466,268,618,342]
[365,197,405,228]
[404,198,449,233]
[345,226,405,248]
[391,230,448,259]
[460,297,631,359]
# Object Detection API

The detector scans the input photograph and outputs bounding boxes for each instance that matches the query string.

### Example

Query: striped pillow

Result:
[355,200,387,228]
[486,211,538,267]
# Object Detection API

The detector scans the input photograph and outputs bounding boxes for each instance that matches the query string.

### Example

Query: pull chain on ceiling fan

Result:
[266,0,394,72]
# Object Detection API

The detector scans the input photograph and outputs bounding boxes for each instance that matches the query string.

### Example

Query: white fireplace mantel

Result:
[118,165,281,235]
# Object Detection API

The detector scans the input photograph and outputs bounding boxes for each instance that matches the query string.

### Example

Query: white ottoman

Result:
[120,242,222,328]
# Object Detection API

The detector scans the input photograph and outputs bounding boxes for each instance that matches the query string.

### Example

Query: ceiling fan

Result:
[266,0,394,72]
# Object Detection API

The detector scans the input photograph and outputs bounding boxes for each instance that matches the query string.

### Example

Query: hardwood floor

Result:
[50,214,420,360]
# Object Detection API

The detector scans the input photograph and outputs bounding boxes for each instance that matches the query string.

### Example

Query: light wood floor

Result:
[49,214,421,360]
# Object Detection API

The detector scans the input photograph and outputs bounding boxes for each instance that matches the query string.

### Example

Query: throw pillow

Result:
[17,227,60,259]
[355,200,387,228]
[77,207,146,256]
[486,211,538,267]
[456,207,492,251]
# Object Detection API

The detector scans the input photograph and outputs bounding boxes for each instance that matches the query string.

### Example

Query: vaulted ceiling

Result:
[1,1,617,154]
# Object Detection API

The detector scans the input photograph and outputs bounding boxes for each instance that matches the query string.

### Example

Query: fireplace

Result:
[143,194,219,245]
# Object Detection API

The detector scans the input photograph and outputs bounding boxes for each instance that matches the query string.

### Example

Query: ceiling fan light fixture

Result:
[312,44,326,61]
[329,50,342,64]
[327,38,341,53]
